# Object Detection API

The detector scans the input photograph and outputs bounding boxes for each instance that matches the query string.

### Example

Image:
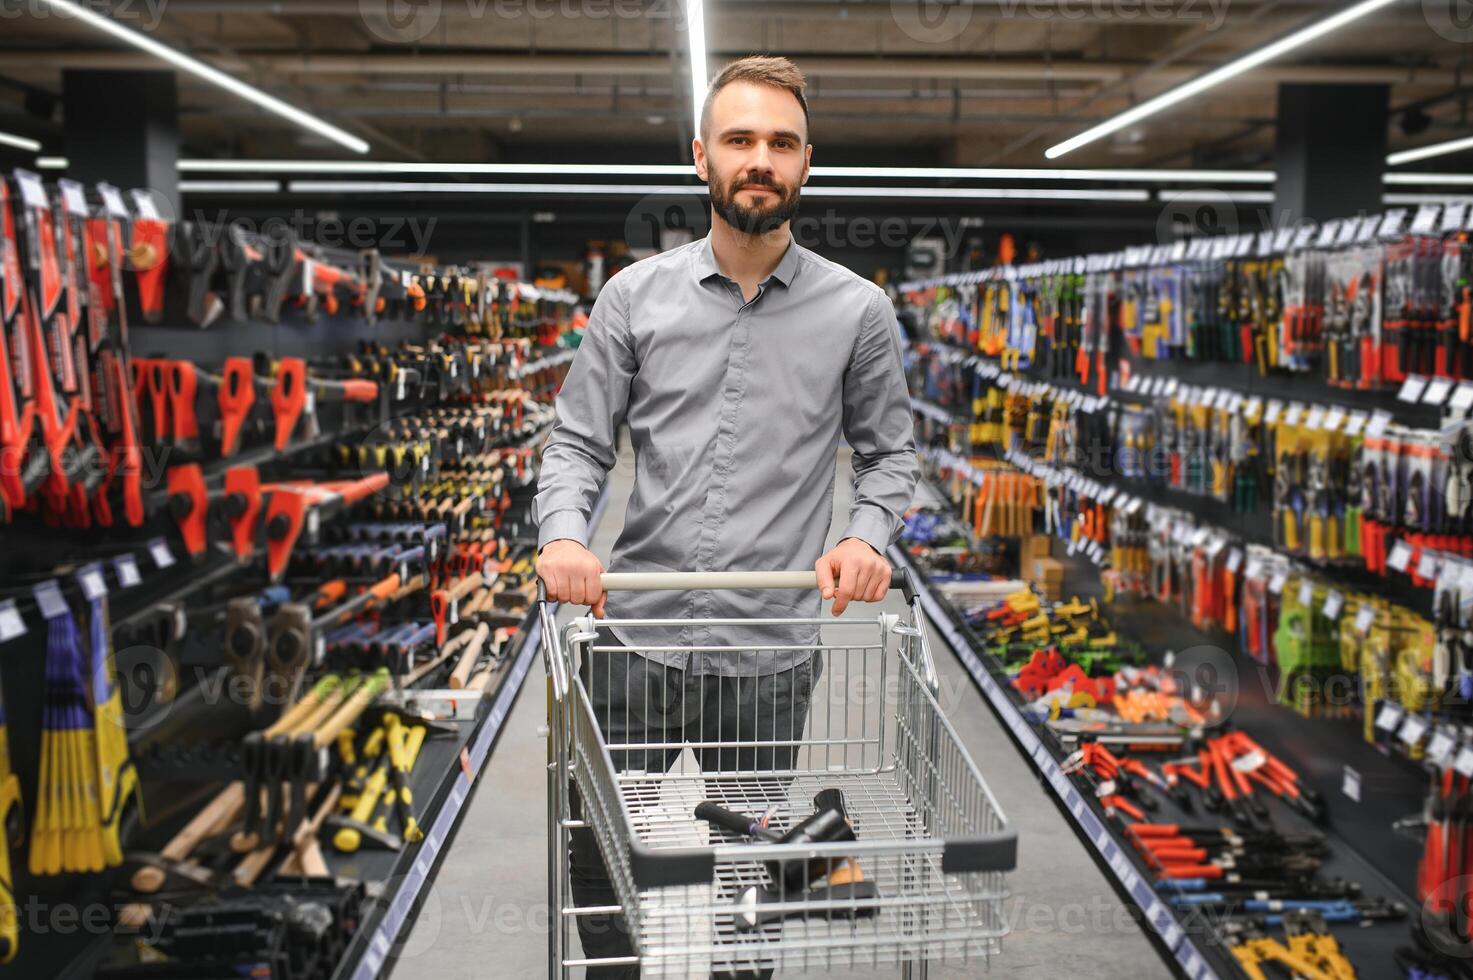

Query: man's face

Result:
[695,80,811,236]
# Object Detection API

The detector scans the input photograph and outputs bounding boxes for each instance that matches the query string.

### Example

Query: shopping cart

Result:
[542,569,1016,978]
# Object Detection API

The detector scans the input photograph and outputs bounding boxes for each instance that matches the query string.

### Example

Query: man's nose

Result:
[747,142,776,175]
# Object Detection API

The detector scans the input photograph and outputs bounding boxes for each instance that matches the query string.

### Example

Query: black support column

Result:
[1274,83,1388,223]
[61,69,178,215]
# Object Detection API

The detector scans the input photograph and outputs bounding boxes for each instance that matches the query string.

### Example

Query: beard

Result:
[708,167,802,235]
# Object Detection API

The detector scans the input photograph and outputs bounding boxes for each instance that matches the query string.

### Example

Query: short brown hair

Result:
[700,56,809,140]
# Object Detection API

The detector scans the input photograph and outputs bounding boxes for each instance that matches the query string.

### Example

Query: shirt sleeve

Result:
[839,289,921,556]
[532,277,636,549]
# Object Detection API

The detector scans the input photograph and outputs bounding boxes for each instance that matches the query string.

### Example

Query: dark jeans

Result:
[569,627,821,979]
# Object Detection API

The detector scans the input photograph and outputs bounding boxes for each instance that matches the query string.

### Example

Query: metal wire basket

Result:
[544,570,1016,978]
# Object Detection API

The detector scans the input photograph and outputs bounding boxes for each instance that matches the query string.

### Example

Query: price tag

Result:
[1411,203,1442,235]
[77,564,107,601]
[1374,700,1405,731]
[449,599,459,625]
[1272,226,1295,252]
[1336,219,1360,247]
[32,580,68,620]
[114,555,141,588]
[1283,403,1303,427]
[1323,589,1343,619]
[1291,223,1317,250]
[0,600,25,643]
[1354,606,1376,634]
[129,188,162,220]
[97,183,130,218]
[1214,389,1234,411]
[1378,208,1408,239]
[1298,579,1314,606]
[1387,541,1413,573]
[1244,557,1265,580]
[1257,230,1274,256]
[1398,375,1428,403]
[1452,384,1473,414]
[1456,746,1473,778]
[1323,406,1345,431]
[1303,405,1325,430]
[1268,570,1289,595]
[1419,552,1442,580]
[149,538,176,569]
[396,372,407,400]
[58,178,87,215]
[1366,410,1393,436]
[1427,731,1457,765]
[1264,401,1283,425]
[1424,378,1454,405]
[1342,766,1361,802]
[315,635,326,665]
[1315,220,1341,248]
[306,509,320,538]
[1443,200,1469,232]
[1399,713,1429,747]
[1343,411,1368,436]
[14,169,47,210]
[1225,548,1243,573]
[1244,396,1264,418]
[1357,214,1382,242]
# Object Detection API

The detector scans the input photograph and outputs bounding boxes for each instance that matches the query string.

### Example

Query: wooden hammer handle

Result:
[448,623,492,689]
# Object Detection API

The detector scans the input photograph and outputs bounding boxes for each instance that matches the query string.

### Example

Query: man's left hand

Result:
[815,538,891,616]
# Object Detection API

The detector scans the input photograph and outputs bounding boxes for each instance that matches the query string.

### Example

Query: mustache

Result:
[728,173,785,194]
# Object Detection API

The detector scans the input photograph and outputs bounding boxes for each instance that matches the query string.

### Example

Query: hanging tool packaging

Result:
[0,168,579,978]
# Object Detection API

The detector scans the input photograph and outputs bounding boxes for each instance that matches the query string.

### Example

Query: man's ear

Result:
[802,143,813,185]
[692,137,708,182]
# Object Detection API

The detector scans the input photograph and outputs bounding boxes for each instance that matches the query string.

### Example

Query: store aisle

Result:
[403,444,1168,979]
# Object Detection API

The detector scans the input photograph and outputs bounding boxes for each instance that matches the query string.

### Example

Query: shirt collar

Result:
[692,232,802,288]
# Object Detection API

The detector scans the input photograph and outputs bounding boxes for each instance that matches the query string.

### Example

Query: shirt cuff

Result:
[536,510,589,550]
[840,507,896,558]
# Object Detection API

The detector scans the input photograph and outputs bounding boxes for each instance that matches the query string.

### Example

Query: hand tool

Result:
[268,356,379,450]
[129,782,245,894]
[267,572,405,680]
[277,669,389,846]
[695,788,860,895]
[326,756,399,853]
[262,473,390,580]
[233,675,344,853]
[433,571,484,646]
[0,660,21,962]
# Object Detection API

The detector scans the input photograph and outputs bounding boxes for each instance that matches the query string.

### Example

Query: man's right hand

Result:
[536,539,607,617]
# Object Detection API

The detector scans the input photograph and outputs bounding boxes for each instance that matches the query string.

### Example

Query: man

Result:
[534,55,918,976]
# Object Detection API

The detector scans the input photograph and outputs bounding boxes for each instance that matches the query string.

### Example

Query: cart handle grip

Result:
[587,568,916,601]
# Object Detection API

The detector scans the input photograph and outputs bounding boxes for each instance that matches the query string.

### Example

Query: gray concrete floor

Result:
[399,445,1169,979]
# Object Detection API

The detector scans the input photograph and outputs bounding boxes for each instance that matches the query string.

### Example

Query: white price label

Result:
[0,600,24,643]
[1427,731,1457,765]
[78,566,107,601]
[1398,375,1429,403]
[1424,378,1454,405]
[1323,406,1345,432]
[149,538,175,569]
[1366,410,1393,437]
[58,179,87,215]
[1298,579,1314,606]
[1399,714,1429,747]
[1343,411,1368,436]
[97,183,129,218]
[1244,558,1265,580]
[1283,403,1304,426]
[14,170,47,210]
[1225,548,1243,573]
[1419,552,1442,579]
[1268,570,1289,595]
[129,188,162,220]
[1303,405,1325,430]
[1455,747,1473,778]
[1387,541,1413,573]
[1342,766,1362,802]
[1452,384,1473,413]
[1264,401,1283,425]
[1323,589,1343,620]
[1354,606,1376,634]
[1374,701,1405,731]
[114,555,141,588]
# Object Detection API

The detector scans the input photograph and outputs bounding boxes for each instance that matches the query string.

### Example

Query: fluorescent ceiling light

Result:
[286,180,1150,202]
[0,131,42,153]
[1045,0,1400,159]
[181,160,695,175]
[1383,172,1473,185]
[1382,192,1473,205]
[1388,136,1473,167]
[1154,189,1276,203]
[179,159,1273,183]
[687,0,708,138]
[36,156,68,169]
[179,180,281,193]
[33,0,368,154]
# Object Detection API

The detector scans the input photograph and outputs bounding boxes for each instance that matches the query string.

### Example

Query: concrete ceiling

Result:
[0,0,1466,169]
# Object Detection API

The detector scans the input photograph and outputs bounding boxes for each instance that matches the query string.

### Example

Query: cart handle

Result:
[539,568,917,601]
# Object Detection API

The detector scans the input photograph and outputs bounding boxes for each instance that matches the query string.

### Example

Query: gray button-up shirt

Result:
[533,232,918,675]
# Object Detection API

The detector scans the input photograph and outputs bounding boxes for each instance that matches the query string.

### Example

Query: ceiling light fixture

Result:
[0,131,42,153]
[1045,0,1399,159]
[32,0,369,154]
[686,0,708,139]
[1388,135,1473,167]
[178,180,282,193]
[284,180,1150,202]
